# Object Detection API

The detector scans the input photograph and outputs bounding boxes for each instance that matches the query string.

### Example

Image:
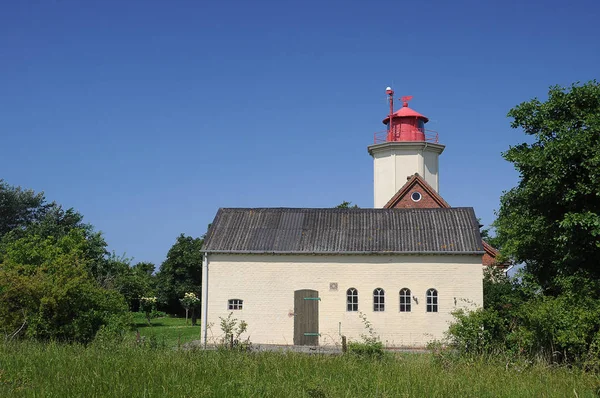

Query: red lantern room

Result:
[374,88,438,144]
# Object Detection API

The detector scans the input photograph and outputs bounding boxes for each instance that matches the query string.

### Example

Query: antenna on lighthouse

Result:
[386,87,395,141]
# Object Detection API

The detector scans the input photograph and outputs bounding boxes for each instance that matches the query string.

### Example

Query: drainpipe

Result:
[201,254,209,349]
[505,264,515,277]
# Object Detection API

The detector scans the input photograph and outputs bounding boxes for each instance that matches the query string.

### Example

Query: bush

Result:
[346,312,385,359]
[218,312,250,350]
[347,341,384,359]
[0,256,128,344]
[446,270,600,367]
[93,313,133,348]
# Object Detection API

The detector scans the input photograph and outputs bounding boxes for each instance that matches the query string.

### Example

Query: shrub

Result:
[446,270,600,367]
[139,297,157,325]
[346,312,384,359]
[218,312,250,350]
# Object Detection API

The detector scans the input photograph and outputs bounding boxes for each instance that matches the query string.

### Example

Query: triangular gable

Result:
[383,173,450,209]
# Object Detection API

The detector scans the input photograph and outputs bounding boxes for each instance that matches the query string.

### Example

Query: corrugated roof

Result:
[202,207,484,255]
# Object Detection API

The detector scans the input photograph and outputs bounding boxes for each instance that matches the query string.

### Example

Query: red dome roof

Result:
[382,104,429,124]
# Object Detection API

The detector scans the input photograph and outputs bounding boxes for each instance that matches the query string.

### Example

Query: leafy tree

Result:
[132,261,155,277]
[180,292,200,325]
[0,229,128,343]
[0,180,48,238]
[155,234,203,317]
[447,82,600,369]
[335,201,359,209]
[0,179,136,342]
[114,261,156,312]
[495,81,600,293]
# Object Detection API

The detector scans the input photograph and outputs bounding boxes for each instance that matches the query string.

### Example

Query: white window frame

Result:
[426,289,438,313]
[227,299,243,310]
[399,288,411,312]
[346,288,358,312]
[373,288,385,312]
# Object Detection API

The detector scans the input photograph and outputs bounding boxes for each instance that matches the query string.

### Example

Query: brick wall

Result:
[202,254,483,348]
[389,184,443,209]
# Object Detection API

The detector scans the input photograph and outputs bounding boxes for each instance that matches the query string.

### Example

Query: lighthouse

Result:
[368,88,445,208]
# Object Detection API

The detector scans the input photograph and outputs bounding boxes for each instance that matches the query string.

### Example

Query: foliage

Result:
[155,234,203,316]
[0,180,48,238]
[180,292,201,325]
[347,312,384,358]
[495,80,600,292]
[2,342,599,397]
[112,260,156,312]
[0,180,136,344]
[179,292,200,310]
[93,313,134,348]
[446,268,600,367]
[0,230,128,343]
[218,312,250,350]
[335,201,359,209]
[447,82,600,369]
[139,297,157,325]
[0,205,110,279]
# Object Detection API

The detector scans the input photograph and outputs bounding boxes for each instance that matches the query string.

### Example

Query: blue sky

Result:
[2,0,599,266]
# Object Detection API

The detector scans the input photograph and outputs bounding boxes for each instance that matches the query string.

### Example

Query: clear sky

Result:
[2,0,599,266]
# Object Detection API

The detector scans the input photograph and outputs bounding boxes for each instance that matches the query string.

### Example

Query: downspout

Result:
[505,264,515,277]
[202,253,209,349]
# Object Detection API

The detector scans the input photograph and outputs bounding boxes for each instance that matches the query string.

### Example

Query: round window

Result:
[411,192,422,202]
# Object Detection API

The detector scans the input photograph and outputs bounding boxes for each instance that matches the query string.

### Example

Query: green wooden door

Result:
[293,289,319,346]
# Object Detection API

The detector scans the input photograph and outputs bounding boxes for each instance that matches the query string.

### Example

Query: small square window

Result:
[228,299,243,310]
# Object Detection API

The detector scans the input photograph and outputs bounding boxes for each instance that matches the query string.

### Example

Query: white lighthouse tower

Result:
[368,88,445,208]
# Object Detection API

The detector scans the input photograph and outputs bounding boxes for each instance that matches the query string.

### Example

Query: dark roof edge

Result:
[202,250,485,255]
[201,208,223,249]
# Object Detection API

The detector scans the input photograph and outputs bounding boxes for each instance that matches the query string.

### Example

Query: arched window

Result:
[373,288,385,311]
[228,299,243,310]
[399,288,411,312]
[346,288,358,312]
[426,289,438,312]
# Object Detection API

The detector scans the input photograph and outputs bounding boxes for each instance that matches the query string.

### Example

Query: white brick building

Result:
[200,207,484,348]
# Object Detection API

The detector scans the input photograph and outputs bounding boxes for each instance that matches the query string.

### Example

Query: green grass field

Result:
[1,341,599,397]
[130,312,201,348]
[1,314,598,397]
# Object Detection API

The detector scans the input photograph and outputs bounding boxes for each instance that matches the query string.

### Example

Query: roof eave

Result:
[202,250,485,256]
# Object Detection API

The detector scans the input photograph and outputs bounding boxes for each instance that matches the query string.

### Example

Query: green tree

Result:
[114,261,156,312]
[335,201,359,209]
[0,180,48,238]
[132,261,155,277]
[155,234,203,317]
[0,204,113,282]
[0,229,128,343]
[495,81,600,293]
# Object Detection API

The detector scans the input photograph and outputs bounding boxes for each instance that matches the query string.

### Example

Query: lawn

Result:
[1,342,599,397]
[130,312,201,348]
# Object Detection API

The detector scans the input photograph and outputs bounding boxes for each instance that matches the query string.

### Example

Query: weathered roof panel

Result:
[202,207,484,254]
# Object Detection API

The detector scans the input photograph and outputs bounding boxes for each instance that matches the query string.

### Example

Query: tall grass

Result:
[0,341,598,397]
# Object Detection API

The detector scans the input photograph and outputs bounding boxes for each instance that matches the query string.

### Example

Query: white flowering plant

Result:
[179,292,200,325]
[139,296,157,325]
